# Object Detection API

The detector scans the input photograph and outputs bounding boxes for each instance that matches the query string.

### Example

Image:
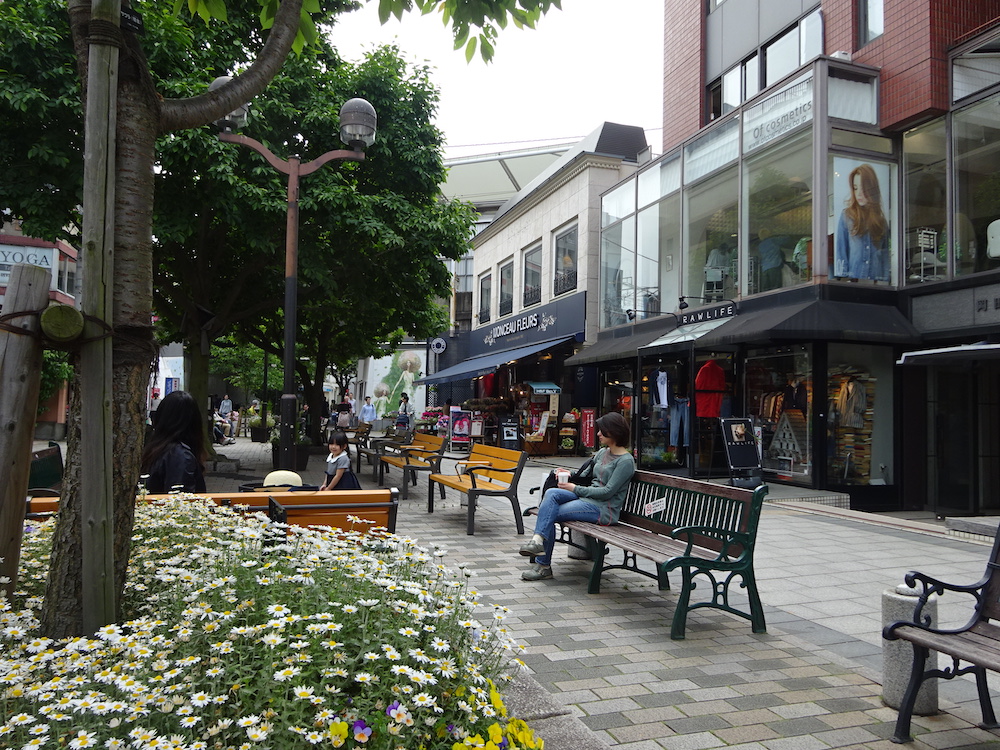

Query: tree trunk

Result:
[41,6,157,636]
[184,336,218,454]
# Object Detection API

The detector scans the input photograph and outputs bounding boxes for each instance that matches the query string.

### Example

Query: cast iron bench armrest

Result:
[884,568,993,639]
[668,524,753,560]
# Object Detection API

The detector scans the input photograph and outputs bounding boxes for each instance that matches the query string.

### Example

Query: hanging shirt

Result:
[695,359,726,418]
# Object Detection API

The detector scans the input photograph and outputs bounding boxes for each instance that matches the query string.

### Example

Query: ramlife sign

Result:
[678,301,736,326]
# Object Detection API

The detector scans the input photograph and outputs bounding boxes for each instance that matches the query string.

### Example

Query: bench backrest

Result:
[28,443,64,490]
[268,489,399,533]
[411,433,445,452]
[466,444,527,484]
[978,529,1000,622]
[620,471,767,556]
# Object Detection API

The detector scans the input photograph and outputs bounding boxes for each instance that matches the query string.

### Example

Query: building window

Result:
[903,119,949,283]
[57,254,76,297]
[499,260,514,317]
[600,216,636,328]
[478,273,491,324]
[954,95,1000,276]
[858,0,883,47]
[554,226,578,296]
[523,245,542,306]
[686,165,738,302]
[829,156,897,285]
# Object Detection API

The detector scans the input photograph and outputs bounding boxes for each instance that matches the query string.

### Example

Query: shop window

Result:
[685,165,738,303]
[499,260,513,317]
[638,361,689,470]
[554,226,578,296]
[903,119,950,284]
[954,94,1000,277]
[600,216,636,328]
[478,273,491,324]
[858,0,883,47]
[745,347,812,482]
[600,368,634,427]
[637,155,680,209]
[826,343,894,486]
[829,156,897,285]
[744,130,813,295]
[523,245,541,307]
[637,191,680,319]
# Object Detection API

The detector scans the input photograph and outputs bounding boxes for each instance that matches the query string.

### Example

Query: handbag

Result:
[569,457,596,487]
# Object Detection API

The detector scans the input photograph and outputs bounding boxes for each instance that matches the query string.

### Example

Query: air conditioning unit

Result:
[831,50,851,61]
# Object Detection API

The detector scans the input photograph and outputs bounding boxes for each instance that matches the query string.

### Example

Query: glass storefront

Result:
[744,130,813,294]
[954,96,1000,277]
[903,119,949,283]
[745,346,812,481]
[685,165,739,302]
[826,343,894,486]
[829,156,898,285]
[637,358,690,469]
[600,215,636,327]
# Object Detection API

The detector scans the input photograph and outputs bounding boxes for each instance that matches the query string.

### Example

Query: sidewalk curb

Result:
[503,671,611,750]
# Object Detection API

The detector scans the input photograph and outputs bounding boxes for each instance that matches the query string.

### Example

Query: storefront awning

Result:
[693,300,920,348]
[526,381,561,394]
[416,337,573,386]
[640,318,730,353]
[897,342,1000,365]
[564,326,672,365]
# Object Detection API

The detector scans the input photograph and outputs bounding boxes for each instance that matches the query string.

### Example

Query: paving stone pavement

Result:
[200,436,1000,749]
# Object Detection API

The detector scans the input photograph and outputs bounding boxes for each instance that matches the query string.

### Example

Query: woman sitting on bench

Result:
[518,412,635,581]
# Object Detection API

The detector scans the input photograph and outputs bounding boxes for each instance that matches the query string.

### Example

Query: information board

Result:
[449,409,472,450]
[720,417,761,471]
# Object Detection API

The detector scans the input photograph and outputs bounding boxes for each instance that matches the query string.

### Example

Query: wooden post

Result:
[0,264,51,598]
[78,0,121,632]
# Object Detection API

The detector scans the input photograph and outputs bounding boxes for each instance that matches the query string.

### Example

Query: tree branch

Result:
[158,0,304,133]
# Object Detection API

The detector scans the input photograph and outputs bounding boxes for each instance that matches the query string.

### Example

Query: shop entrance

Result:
[927,366,1000,516]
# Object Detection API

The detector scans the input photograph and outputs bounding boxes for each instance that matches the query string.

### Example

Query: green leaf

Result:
[479,34,494,63]
[464,35,477,62]
[303,0,321,12]
[204,0,227,22]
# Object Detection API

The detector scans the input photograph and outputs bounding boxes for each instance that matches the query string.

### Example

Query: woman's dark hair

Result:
[140,390,206,473]
[595,412,631,447]
[328,430,350,458]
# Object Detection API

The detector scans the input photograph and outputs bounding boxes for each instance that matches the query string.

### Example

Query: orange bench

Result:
[427,445,527,535]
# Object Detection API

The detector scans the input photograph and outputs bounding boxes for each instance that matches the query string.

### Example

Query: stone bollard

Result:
[882,583,938,715]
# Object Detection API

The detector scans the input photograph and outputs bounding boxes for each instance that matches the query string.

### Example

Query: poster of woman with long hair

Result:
[833,160,892,282]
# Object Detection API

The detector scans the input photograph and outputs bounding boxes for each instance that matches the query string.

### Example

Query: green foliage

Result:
[38,350,72,415]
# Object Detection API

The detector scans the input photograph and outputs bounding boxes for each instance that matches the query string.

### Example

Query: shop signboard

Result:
[581,408,596,450]
[720,418,761,470]
[164,377,180,395]
[500,417,520,451]
[449,409,472,451]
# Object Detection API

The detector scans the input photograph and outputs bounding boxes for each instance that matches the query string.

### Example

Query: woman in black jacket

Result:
[140,390,207,494]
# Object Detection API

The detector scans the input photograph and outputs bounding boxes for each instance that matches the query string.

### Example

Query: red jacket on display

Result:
[695,359,726,418]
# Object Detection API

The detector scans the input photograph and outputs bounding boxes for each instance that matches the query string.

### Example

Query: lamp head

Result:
[208,76,249,133]
[678,296,690,310]
[340,98,377,150]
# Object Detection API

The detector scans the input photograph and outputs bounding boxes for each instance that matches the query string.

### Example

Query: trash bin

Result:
[882,583,938,715]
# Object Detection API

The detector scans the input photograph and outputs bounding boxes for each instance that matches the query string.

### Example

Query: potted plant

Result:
[271,428,311,471]
[247,413,276,443]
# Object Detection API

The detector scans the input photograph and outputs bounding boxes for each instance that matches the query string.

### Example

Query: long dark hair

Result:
[140,390,206,473]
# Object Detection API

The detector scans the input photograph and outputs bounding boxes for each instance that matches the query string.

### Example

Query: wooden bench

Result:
[883,528,1000,743]
[265,489,399,533]
[539,470,768,640]
[144,489,399,534]
[356,427,412,480]
[427,445,528,535]
[378,433,446,499]
[28,442,64,492]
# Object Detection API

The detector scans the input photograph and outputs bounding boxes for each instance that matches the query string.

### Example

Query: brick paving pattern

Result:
[196,437,1000,748]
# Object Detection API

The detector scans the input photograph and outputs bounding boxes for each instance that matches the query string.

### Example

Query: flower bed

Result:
[1,499,542,750]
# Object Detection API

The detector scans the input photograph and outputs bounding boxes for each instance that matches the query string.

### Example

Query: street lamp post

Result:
[211,78,376,469]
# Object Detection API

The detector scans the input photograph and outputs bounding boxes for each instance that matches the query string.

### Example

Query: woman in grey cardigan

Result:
[519,412,635,581]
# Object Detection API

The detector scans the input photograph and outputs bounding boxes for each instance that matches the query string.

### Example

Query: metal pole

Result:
[279,159,301,470]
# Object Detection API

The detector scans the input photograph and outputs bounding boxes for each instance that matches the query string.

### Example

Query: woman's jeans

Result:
[532,488,602,565]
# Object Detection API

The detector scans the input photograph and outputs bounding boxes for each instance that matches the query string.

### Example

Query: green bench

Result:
[542,470,768,639]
